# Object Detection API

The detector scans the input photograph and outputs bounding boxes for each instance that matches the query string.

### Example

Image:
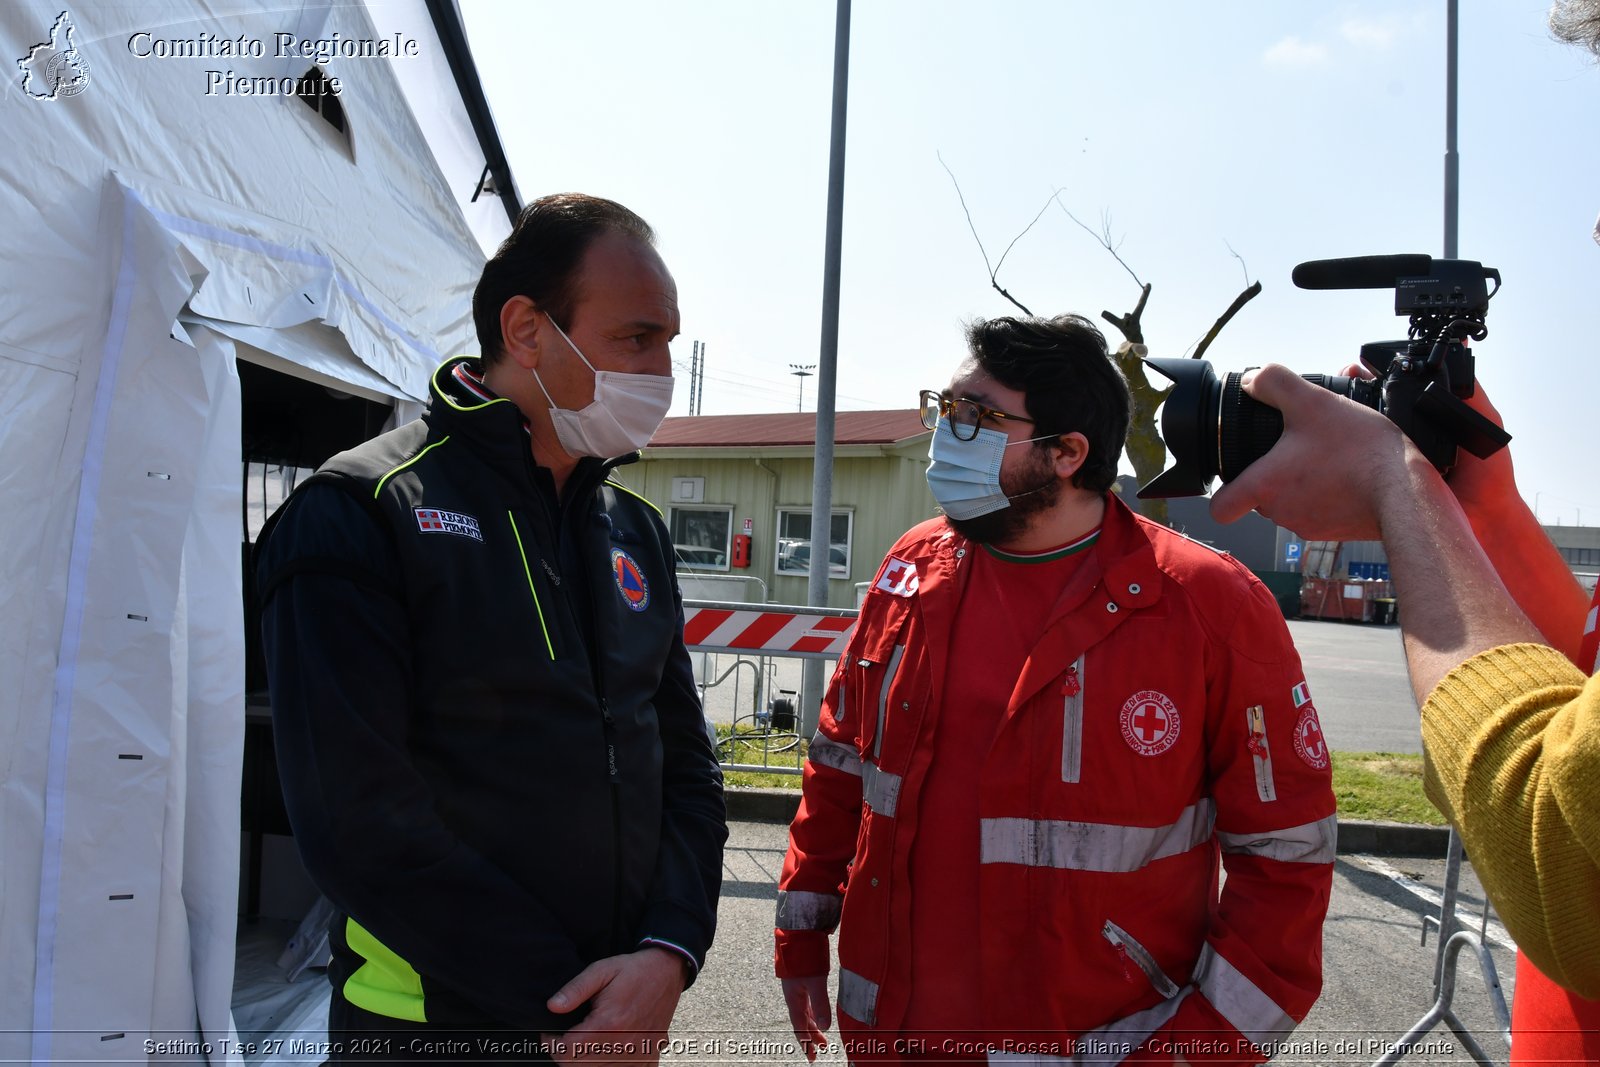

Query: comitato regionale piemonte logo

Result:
[17,11,91,100]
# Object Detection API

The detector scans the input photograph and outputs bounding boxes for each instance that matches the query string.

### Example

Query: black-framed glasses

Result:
[918,389,1035,442]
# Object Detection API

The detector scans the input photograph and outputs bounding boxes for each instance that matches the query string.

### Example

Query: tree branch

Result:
[1053,191,1143,288]
[1101,282,1153,346]
[1191,280,1263,361]
[939,151,1034,316]
[1224,239,1250,290]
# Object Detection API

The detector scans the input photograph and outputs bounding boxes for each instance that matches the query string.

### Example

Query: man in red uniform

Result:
[775,314,1336,1065]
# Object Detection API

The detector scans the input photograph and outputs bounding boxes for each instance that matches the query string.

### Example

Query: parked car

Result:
[674,545,728,569]
[780,541,848,574]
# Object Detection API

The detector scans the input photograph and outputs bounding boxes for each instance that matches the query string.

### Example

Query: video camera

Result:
[1137,254,1511,499]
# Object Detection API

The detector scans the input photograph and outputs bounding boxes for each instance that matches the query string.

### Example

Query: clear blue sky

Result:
[464,1,1599,525]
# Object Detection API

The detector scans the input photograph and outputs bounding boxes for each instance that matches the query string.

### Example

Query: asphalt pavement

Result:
[669,821,1516,1067]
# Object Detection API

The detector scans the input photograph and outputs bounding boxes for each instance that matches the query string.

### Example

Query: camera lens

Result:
[1140,358,1382,498]
[1217,372,1283,483]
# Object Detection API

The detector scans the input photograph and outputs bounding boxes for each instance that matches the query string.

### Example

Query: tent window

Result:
[297,66,348,143]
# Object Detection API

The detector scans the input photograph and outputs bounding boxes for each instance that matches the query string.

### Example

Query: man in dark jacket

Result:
[257,193,726,1062]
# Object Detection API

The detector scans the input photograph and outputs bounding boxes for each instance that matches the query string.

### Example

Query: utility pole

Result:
[790,363,815,412]
[689,342,700,416]
[801,0,850,735]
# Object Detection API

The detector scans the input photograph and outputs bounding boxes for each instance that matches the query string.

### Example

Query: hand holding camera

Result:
[1139,255,1512,503]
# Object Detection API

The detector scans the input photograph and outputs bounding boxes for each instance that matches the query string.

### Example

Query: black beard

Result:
[945,454,1061,545]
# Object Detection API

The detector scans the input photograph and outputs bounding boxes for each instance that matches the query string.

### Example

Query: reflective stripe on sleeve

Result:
[1192,944,1296,1052]
[862,761,901,818]
[838,968,880,1026]
[1217,814,1337,864]
[980,800,1215,873]
[774,890,842,932]
[807,731,863,777]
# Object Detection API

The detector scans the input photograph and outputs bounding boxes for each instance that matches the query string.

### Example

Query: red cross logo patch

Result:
[1120,690,1181,756]
[874,555,919,597]
[1293,704,1329,770]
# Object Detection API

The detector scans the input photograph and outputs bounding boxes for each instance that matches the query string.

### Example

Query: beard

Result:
[945,446,1062,545]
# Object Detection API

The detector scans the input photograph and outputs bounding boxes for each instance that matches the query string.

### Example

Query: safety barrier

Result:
[684,599,858,775]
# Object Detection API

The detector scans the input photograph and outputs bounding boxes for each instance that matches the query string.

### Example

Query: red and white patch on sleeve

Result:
[1293,704,1330,771]
[874,556,920,598]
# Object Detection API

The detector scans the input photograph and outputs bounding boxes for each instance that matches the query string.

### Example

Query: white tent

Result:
[1,2,515,1059]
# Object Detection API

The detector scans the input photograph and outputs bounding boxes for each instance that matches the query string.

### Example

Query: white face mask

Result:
[531,316,675,458]
[924,417,1058,519]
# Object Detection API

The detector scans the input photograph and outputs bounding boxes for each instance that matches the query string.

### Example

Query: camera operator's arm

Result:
[1209,365,1545,698]
[1212,366,1600,996]
[1437,387,1590,662]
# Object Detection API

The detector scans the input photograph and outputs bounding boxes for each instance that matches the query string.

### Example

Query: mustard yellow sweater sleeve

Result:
[1420,642,1600,998]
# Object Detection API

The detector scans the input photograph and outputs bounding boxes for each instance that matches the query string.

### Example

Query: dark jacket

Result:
[256,357,726,1030]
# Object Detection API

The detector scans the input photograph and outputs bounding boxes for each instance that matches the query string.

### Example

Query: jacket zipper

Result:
[1247,705,1276,802]
[1061,656,1085,784]
[570,493,625,951]
[874,645,905,761]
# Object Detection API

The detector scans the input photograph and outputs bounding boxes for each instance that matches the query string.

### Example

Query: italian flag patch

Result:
[1292,681,1312,708]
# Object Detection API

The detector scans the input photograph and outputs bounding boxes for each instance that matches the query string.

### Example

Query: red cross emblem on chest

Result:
[1119,690,1181,756]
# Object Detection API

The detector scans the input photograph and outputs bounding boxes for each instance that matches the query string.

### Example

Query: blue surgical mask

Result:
[925,417,1058,520]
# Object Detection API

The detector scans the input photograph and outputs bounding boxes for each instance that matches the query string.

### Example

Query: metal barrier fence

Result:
[684,599,858,775]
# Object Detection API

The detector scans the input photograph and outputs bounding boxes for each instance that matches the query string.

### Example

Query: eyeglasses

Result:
[918,389,1035,442]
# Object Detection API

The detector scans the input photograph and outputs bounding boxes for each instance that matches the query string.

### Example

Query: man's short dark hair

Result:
[964,313,1131,494]
[472,193,655,365]
[1551,0,1600,55]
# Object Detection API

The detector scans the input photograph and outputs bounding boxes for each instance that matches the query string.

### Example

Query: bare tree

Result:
[940,159,1261,526]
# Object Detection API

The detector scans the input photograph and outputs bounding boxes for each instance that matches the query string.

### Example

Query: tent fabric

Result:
[1,1,503,1058]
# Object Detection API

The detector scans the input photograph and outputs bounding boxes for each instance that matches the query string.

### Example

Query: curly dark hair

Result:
[1551,0,1600,56]
[472,193,655,365]
[964,313,1131,493]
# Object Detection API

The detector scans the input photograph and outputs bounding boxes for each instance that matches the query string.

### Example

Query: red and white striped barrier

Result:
[683,603,857,659]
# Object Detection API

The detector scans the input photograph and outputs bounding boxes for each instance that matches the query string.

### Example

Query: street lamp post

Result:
[790,363,816,412]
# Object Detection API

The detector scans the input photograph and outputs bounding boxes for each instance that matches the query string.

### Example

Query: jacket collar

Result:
[425,356,628,503]
[903,493,1165,711]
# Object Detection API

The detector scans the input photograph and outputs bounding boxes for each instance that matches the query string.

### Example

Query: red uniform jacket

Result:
[776,497,1337,1065]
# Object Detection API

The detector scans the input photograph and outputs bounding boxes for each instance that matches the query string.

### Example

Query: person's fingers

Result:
[781,980,828,1062]
[548,958,616,1014]
[1234,363,1309,407]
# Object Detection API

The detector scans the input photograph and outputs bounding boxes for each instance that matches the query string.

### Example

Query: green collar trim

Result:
[981,528,1100,563]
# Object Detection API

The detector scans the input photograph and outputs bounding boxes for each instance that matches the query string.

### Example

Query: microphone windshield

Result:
[1292,254,1433,290]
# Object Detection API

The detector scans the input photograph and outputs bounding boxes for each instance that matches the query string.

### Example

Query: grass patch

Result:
[1331,751,1447,825]
[715,723,805,789]
[715,742,1449,823]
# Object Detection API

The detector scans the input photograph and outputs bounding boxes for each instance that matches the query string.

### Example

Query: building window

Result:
[297,66,351,153]
[775,509,852,579]
[669,506,733,571]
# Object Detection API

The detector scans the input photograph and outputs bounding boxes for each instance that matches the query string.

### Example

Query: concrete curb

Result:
[725,788,1452,857]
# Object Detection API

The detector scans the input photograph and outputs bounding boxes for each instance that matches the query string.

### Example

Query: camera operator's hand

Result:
[1210,364,1413,539]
